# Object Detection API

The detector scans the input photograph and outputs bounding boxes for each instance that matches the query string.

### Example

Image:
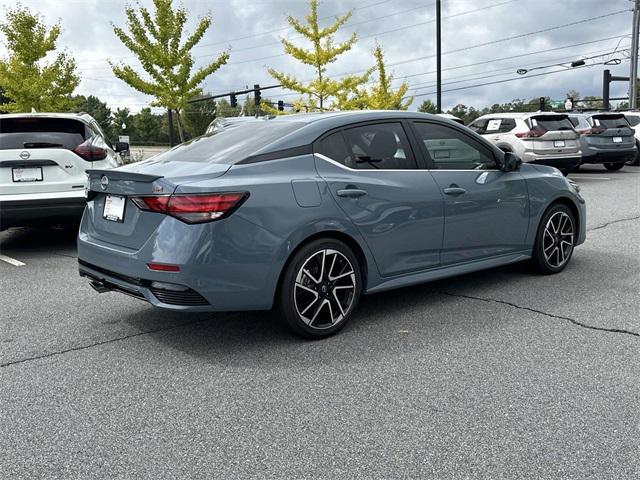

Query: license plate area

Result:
[12,167,43,182]
[103,195,126,223]
[553,140,565,148]
[613,136,622,143]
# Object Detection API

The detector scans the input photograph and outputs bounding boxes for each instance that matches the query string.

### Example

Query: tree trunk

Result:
[175,110,185,143]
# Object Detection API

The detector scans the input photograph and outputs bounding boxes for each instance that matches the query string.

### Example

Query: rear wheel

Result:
[532,204,576,274]
[627,142,640,166]
[604,162,625,171]
[278,238,362,339]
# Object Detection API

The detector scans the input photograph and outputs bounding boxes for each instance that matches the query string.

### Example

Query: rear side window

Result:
[484,118,516,133]
[569,117,579,127]
[624,115,640,127]
[151,121,304,164]
[342,122,417,170]
[314,131,353,167]
[528,115,574,132]
[0,117,87,150]
[590,115,630,129]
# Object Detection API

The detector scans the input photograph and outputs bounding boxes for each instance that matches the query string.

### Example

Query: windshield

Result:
[152,121,304,164]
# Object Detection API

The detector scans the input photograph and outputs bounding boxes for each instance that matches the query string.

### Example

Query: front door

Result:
[411,121,530,265]
[314,122,444,277]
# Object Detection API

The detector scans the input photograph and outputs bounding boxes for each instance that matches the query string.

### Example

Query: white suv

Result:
[620,111,640,165]
[468,112,581,174]
[0,112,125,230]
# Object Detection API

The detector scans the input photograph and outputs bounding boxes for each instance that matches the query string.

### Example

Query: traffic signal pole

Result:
[436,0,442,113]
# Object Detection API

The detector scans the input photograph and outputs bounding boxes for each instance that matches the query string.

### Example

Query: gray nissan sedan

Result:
[79,111,586,338]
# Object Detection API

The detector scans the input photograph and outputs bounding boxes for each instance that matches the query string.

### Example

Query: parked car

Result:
[0,112,125,230]
[568,112,636,171]
[78,111,585,338]
[205,115,274,134]
[468,112,581,174]
[620,111,640,166]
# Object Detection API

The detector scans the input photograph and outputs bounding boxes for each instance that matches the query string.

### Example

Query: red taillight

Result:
[147,263,180,272]
[577,127,606,135]
[73,139,107,161]
[131,192,248,224]
[515,129,545,138]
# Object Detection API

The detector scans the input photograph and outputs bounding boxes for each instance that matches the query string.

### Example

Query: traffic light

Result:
[539,96,546,111]
[254,84,261,106]
[230,93,237,108]
[278,100,284,111]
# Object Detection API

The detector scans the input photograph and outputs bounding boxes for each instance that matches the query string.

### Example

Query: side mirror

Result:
[501,151,522,172]
[114,141,129,153]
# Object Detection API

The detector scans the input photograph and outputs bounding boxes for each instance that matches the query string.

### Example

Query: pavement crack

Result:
[437,291,639,338]
[0,317,211,369]
[588,215,640,232]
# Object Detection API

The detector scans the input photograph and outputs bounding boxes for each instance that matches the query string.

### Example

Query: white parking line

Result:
[0,254,25,266]
[569,175,611,180]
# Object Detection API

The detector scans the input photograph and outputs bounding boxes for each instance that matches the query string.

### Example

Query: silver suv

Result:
[468,112,581,174]
[568,113,636,171]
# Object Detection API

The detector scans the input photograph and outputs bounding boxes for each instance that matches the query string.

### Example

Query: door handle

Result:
[443,187,466,196]
[337,188,368,198]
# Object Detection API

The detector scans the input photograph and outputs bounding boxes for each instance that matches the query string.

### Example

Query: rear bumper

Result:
[0,192,86,228]
[525,156,581,169]
[580,149,636,164]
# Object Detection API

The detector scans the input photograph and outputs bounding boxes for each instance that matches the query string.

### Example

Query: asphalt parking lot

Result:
[1,165,639,479]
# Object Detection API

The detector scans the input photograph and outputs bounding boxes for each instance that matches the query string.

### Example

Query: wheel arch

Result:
[273,229,371,307]
[543,196,581,243]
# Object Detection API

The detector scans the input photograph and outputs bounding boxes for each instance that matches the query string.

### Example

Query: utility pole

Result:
[630,0,640,108]
[436,0,442,113]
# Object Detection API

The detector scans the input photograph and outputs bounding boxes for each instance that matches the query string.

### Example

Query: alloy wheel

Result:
[542,211,574,268]
[294,249,357,329]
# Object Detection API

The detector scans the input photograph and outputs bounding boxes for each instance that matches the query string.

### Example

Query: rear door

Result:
[0,117,91,195]
[527,115,580,155]
[410,121,529,265]
[589,114,635,148]
[314,121,444,277]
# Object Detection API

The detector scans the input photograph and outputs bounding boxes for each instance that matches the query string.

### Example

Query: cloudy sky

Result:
[1,0,635,112]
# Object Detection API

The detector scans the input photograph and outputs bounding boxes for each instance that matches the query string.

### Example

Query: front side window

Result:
[342,122,417,170]
[412,122,497,170]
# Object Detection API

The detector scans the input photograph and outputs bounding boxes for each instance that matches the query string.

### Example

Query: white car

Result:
[0,112,125,230]
[468,112,581,174]
[620,111,640,165]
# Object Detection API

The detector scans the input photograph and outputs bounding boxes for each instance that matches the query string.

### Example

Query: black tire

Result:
[570,164,580,173]
[604,162,625,171]
[278,238,362,339]
[532,204,576,275]
[559,168,571,176]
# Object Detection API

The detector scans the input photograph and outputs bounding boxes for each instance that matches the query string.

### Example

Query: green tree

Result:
[133,108,162,143]
[73,95,112,136]
[266,0,369,112]
[337,44,410,110]
[0,6,79,112]
[418,100,438,114]
[110,0,229,142]
[112,108,135,142]
[215,99,241,118]
[183,95,216,138]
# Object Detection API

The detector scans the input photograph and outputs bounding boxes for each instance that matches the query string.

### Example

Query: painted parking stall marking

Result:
[0,254,25,267]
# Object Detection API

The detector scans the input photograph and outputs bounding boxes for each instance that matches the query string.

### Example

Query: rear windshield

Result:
[0,117,86,150]
[591,115,630,129]
[624,114,640,127]
[529,115,574,132]
[155,121,304,164]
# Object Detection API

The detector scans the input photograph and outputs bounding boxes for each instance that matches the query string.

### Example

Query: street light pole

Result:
[436,0,442,113]
[630,0,640,109]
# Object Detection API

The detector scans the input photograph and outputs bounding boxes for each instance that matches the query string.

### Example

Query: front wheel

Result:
[278,239,362,339]
[532,204,576,274]
[604,162,625,171]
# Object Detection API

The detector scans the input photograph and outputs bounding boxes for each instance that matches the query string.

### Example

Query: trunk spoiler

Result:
[86,169,164,183]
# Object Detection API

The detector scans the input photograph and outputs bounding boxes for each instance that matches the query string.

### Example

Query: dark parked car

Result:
[79,111,586,338]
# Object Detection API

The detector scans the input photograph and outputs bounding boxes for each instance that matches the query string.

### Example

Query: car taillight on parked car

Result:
[577,127,606,135]
[73,139,107,161]
[131,192,249,224]
[515,129,545,138]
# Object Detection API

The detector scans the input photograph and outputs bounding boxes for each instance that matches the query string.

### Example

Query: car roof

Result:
[0,112,95,123]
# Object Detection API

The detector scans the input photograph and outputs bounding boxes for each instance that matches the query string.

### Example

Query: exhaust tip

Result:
[89,280,110,294]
